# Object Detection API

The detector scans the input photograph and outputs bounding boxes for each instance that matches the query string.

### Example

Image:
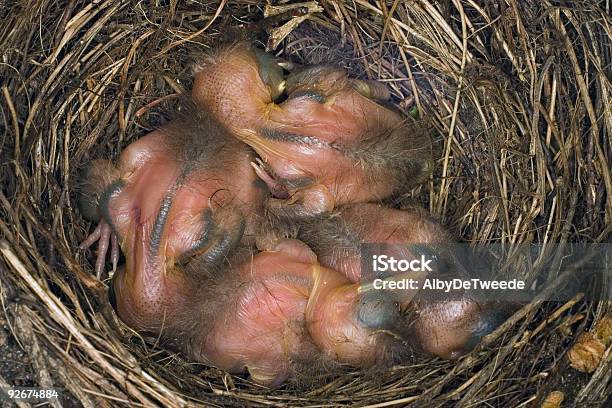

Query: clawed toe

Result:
[251,159,290,199]
[79,222,103,250]
[110,233,119,272]
[80,219,119,279]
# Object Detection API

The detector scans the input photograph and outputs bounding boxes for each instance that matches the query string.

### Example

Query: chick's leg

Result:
[250,158,289,199]
[78,159,122,278]
[251,158,337,218]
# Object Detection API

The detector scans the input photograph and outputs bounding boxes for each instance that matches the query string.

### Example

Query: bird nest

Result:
[0,1,610,406]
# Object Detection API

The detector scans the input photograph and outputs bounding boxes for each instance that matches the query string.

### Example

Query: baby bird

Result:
[293,203,512,359]
[78,100,266,293]
[194,239,406,386]
[192,43,432,218]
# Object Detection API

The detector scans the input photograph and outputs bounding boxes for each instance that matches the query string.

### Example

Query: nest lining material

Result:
[0,0,611,406]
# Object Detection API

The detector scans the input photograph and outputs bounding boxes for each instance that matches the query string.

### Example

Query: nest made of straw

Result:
[0,1,610,407]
